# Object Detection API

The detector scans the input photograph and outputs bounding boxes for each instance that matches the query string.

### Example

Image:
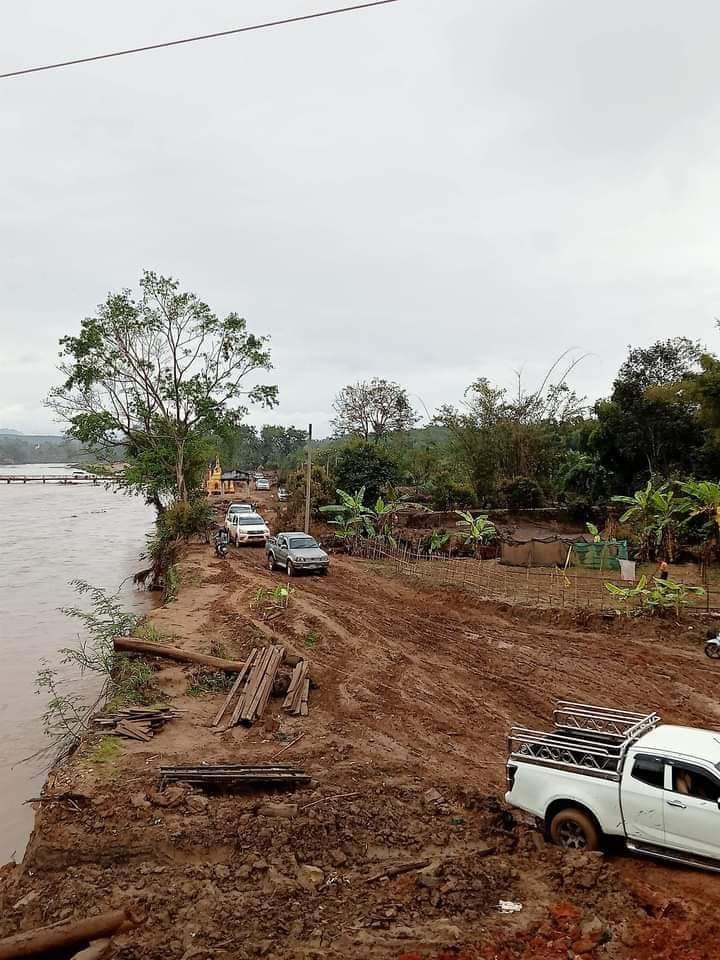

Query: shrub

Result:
[500,476,544,510]
[429,473,477,511]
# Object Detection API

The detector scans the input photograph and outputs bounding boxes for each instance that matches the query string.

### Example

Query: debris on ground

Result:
[92,706,182,741]
[158,763,311,791]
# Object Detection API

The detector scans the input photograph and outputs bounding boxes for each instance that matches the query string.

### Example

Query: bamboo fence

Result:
[355,539,717,611]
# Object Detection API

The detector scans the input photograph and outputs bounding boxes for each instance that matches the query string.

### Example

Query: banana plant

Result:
[605,575,648,614]
[612,481,682,561]
[455,510,497,557]
[428,529,451,554]
[678,480,720,535]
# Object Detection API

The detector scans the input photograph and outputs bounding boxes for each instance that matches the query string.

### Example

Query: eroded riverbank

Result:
[0,465,153,861]
[3,491,720,958]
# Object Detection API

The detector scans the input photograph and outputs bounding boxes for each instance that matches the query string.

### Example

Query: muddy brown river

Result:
[0,464,153,862]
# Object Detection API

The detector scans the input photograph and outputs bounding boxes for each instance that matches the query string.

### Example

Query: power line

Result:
[0,0,400,81]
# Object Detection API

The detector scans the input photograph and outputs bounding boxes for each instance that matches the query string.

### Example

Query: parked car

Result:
[277,487,289,502]
[225,512,270,546]
[255,477,270,491]
[506,700,720,871]
[266,532,329,576]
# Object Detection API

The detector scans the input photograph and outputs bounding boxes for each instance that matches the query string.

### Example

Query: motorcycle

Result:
[214,528,229,559]
[705,634,720,659]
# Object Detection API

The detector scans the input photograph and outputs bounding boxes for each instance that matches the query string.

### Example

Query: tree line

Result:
[48,270,720,534]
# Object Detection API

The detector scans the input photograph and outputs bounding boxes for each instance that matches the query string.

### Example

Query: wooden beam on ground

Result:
[114,637,247,672]
[0,909,134,960]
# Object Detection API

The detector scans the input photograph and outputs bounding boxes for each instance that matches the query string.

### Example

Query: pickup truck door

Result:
[621,754,666,845]
[664,762,720,860]
[276,537,287,561]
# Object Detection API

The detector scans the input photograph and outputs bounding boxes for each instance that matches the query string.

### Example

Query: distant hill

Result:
[0,433,91,466]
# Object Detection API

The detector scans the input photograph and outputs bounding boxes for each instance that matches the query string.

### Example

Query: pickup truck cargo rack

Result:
[508,701,660,780]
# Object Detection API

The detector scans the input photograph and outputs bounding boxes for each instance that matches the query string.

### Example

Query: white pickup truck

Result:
[505,701,720,872]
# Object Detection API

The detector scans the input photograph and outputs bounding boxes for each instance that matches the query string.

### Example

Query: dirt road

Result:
[2,492,720,958]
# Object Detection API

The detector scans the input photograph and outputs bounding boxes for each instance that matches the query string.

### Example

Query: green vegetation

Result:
[186,668,234,697]
[48,269,277,505]
[331,378,418,441]
[253,585,294,612]
[35,582,158,759]
[305,631,320,649]
[605,576,705,617]
[454,511,498,555]
[87,736,122,767]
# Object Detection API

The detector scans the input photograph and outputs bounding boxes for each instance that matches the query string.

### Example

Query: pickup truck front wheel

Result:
[549,808,600,852]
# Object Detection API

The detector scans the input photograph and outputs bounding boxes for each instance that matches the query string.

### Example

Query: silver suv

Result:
[266,532,329,576]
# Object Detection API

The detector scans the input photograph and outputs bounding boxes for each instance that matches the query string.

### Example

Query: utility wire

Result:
[0,0,400,81]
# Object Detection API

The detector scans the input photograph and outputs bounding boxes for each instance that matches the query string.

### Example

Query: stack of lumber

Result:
[212,645,289,728]
[159,763,310,790]
[283,661,310,716]
[93,706,182,741]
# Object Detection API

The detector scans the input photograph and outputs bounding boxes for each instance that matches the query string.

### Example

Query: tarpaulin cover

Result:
[500,538,576,567]
[571,540,628,571]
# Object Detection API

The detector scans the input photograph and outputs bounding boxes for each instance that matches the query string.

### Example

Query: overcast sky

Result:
[2,0,720,437]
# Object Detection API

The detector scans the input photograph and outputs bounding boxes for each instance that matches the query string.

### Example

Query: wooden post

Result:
[304,423,312,535]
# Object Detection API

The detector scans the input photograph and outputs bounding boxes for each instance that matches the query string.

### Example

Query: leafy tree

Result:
[557,451,611,516]
[436,358,585,502]
[591,339,705,490]
[48,270,277,503]
[256,425,307,467]
[332,378,418,442]
[332,440,400,504]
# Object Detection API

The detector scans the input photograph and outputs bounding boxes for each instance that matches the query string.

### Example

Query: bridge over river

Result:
[0,473,121,484]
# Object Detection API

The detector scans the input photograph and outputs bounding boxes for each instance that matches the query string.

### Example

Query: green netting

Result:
[571,540,628,570]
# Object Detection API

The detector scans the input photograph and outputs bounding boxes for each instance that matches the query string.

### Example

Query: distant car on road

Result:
[225,512,270,546]
[255,477,271,491]
[277,487,289,502]
[266,532,329,576]
[226,502,254,519]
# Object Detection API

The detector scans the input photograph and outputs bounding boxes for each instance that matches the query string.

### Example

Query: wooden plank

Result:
[283,661,307,709]
[115,721,152,742]
[212,647,257,727]
[300,679,310,717]
[231,645,273,726]
[242,646,284,722]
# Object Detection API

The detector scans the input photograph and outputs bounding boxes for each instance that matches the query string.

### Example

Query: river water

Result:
[0,464,153,863]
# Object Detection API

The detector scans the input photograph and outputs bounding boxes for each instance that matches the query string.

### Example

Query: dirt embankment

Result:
[2,490,720,958]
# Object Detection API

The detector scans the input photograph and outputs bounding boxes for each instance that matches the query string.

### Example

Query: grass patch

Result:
[186,667,234,698]
[305,631,320,649]
[164,563,180,602]
[88,735,122,766]
[132,621,167,643]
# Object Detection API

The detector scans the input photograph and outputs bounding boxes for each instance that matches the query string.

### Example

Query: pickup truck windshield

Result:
[236,515,264,525]
[289,537,317,549]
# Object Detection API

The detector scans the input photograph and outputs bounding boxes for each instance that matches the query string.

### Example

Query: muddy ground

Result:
[2,490,720,958]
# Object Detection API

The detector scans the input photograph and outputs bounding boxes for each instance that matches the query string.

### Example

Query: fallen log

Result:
[365,859,431,883]
[114,637,246,672]
[0,909,133,960]
[71,939,112,960]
